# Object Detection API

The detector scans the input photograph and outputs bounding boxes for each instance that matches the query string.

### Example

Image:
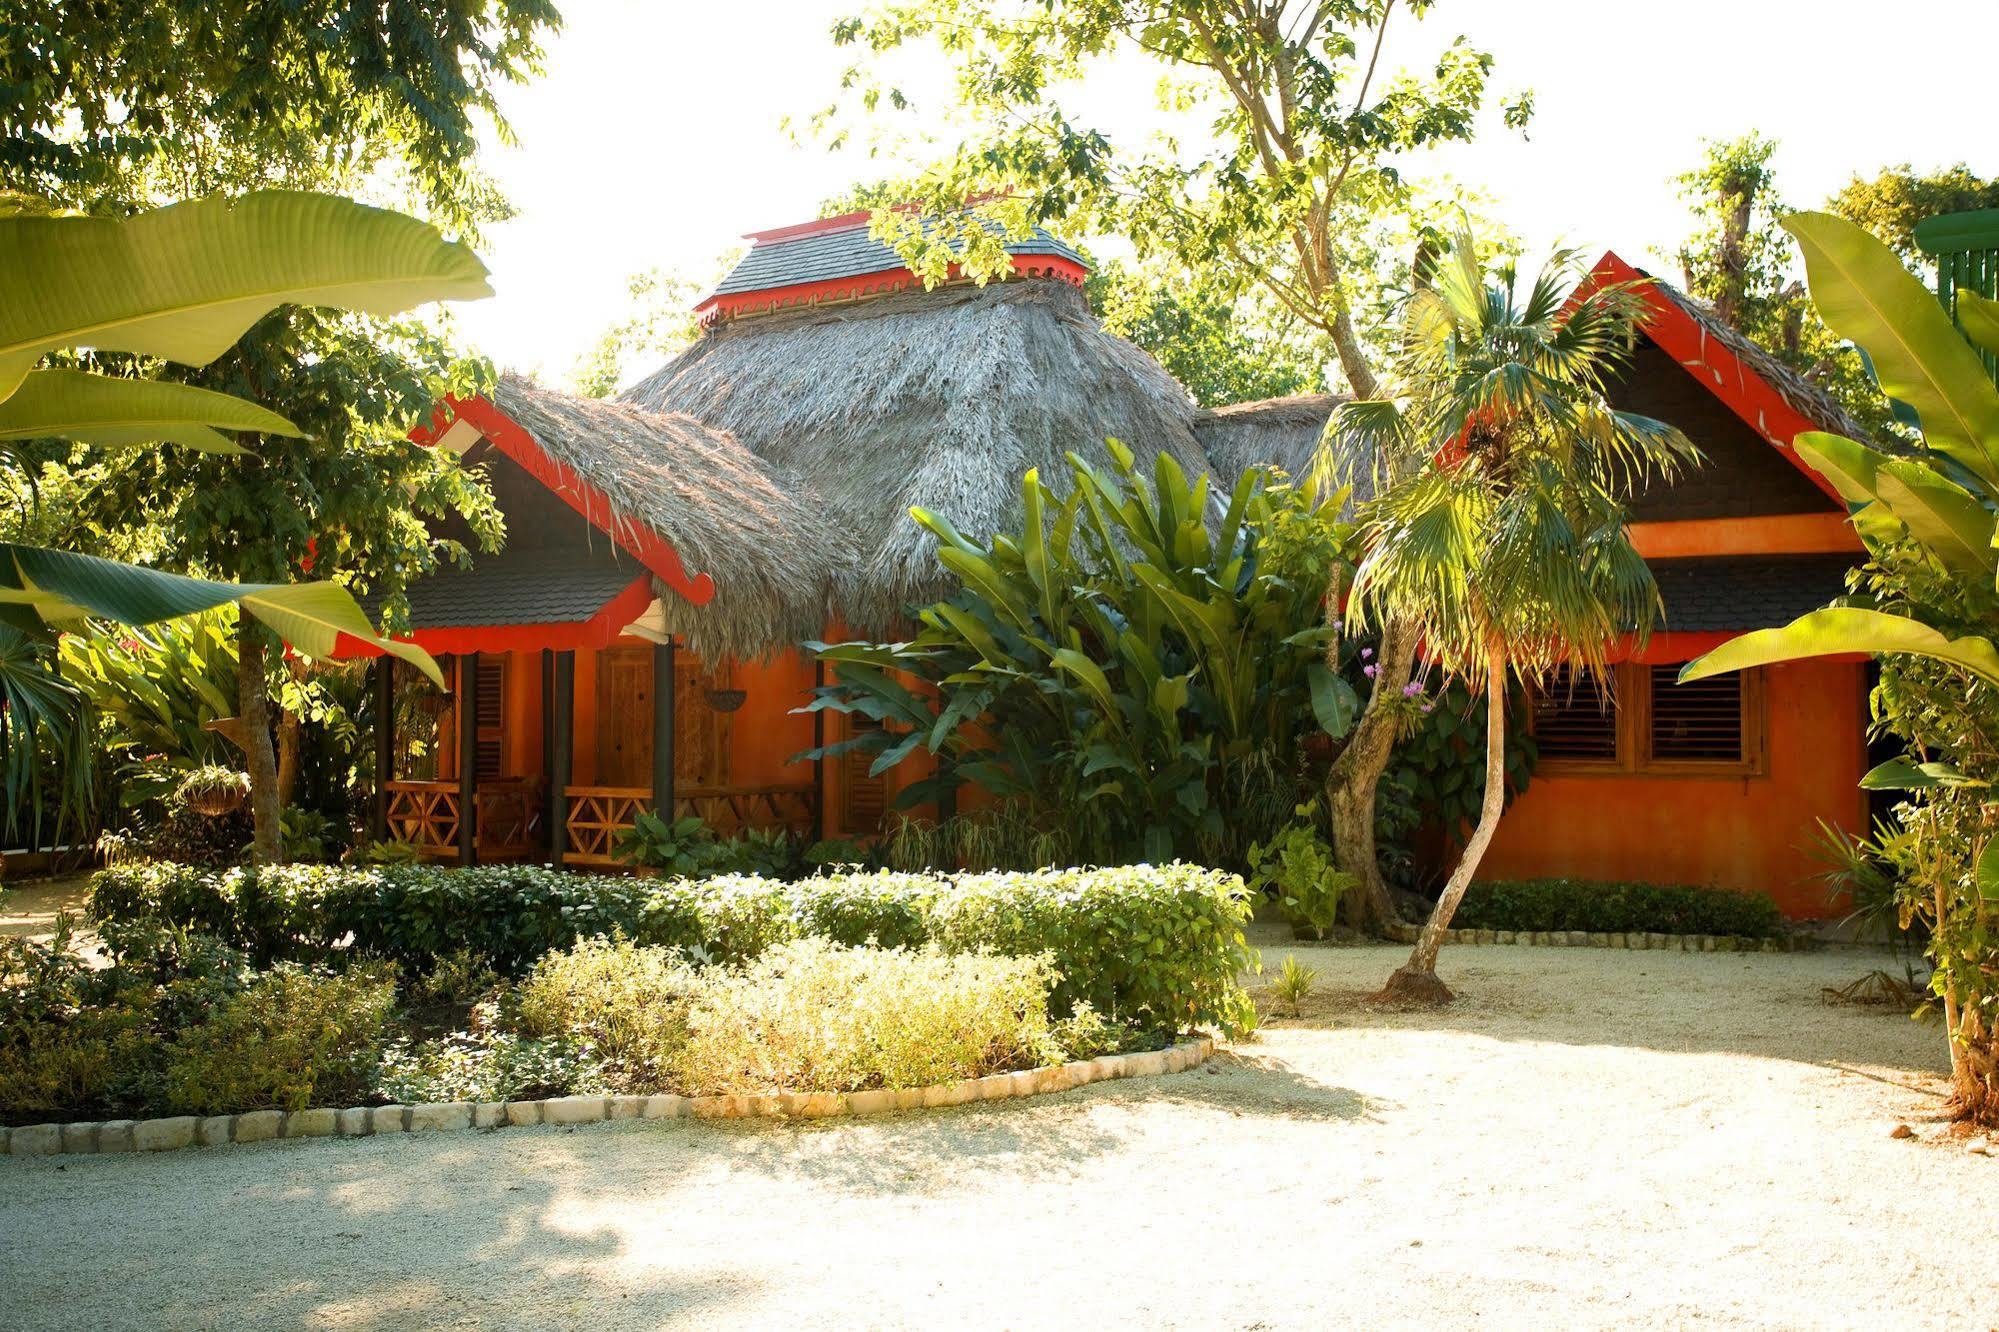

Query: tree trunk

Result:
[237,616,283,865]
[1378,639,1508,1005]
[275,659,302,809]
[1328,614,1417,928]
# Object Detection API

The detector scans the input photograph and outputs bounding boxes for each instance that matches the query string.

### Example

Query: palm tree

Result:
[1338,230,1698,1005]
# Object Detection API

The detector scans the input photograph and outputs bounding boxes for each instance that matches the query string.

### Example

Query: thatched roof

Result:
[622,279,1209,635]
[1194,392,1343,485]
[1645,273,1873,443]
[488,375,848,661]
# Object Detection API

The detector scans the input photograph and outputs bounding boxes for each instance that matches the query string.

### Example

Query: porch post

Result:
[652,636,676,818]
[457,653,479,866]
[370,656,394,843]
[539,648,555,838]
[813,657,828,839]
[549,650,574,863]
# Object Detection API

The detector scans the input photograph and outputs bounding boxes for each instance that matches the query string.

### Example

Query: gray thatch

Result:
[621,279,1209,635]
[1193,392,1342,484]
[488,375,848,662]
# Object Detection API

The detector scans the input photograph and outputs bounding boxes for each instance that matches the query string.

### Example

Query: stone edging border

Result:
[1,1036,1216,1159]
[1381,923,1810,952]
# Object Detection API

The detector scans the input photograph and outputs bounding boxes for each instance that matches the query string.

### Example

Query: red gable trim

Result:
[693,257,1088,327]
[329,573,658,661]
[742,210,877,244]
[409,395,716,609]
[1588,253,1845,506]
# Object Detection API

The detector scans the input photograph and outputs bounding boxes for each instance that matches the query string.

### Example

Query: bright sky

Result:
[456,0,1998,388]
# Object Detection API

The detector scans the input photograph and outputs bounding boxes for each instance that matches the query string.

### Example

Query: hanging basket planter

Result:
[176,766,251,819]
[704,688,747,714]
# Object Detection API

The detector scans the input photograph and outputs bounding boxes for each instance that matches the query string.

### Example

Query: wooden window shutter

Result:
[1646,664,1756,767]
[1530,666,1620,764]
[474,655,507,780]
[843,715,887,832]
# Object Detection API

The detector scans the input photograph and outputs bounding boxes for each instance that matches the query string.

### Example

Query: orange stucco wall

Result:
[1477,659,1870,918]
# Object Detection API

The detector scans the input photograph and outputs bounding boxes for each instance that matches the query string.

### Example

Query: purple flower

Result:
[1360,647,1373,659]
[1421,702,1435,713]
[1402,682,1423,698]
[1363,664,1378,678]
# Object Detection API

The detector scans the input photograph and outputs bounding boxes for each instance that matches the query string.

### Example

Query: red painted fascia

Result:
[329,572,657,661]
[1586,252,1847,506]
[409,395,716,609]
[693,256,1089,327]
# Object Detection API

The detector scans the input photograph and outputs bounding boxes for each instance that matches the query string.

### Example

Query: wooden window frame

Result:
[1532,662,1766,780]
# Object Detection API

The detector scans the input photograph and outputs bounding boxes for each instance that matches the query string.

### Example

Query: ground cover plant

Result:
[1451,880,1783,939]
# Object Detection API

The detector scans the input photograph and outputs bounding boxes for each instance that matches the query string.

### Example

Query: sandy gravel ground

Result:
[2,936,1991,1331]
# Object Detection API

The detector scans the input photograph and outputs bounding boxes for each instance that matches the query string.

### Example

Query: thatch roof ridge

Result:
[622,278,1210,636]
[489,374,848,661]
[1641,272,1873,443]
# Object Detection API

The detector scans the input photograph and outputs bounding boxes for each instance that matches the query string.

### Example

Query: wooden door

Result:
[595,646,729,790]
[596,647,654,787]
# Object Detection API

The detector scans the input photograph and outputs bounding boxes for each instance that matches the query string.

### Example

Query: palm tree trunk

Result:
[1378,638,1508,1005]
[1328,615,1417,927]
[236,616,283,865]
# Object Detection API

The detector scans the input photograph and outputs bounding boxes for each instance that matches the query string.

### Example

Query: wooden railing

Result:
[387,779,817,868]
[384,780,543,862]
[561,782,820,867]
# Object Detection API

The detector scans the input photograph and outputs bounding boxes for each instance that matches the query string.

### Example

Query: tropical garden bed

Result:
[0,862,1254,1132]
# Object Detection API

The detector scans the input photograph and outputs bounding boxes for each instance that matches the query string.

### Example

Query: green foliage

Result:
[91,860,1259,1036]
[1270,955,1318,1018]
[374,1032,606,1106]
[1451,880,1783,939]
[615,811,720,877]
[515,938,702,1093]
[1089,257,1324,408]
[1827,164,1999,266]
[2,0,558,238]
[573,260,734,396]
[175,765,249,803]
[59,616,238,801]
[806,443,1356,867]
[1377,678,1538,888]
[676,939,1065,1094]
[1248,806,1355,939]
[160,963,397,1114]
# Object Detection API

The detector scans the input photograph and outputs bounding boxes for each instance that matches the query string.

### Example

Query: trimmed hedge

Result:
[89,861,1257,1035]
[1451,878,1783,939]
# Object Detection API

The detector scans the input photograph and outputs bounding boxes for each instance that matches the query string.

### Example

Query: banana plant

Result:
[0,190,488,819]
[802,441,1358,865]
[1681,212,1999,689]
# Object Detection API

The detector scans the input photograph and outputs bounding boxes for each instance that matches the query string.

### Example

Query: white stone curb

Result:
[2,1036,1216,1159]
[1381,923,1805,952]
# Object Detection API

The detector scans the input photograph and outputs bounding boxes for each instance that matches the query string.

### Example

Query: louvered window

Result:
[1647,666,1746,764]
[843,715,888,832]
[473,655,506,780]
[1531,666,1619,762]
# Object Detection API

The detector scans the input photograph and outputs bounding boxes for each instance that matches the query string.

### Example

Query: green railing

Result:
[1916,207,1999,383]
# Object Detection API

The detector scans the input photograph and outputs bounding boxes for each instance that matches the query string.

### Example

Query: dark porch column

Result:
[813,657,828,840]
[548,650,574,863]
[456,653,479,866]
[370,656,395,843]
[652,637,677,817]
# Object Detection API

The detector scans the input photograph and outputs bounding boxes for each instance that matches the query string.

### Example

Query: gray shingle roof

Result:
[1652,555,1856,633]
[711,220,1085,297]
[366,544,643,630]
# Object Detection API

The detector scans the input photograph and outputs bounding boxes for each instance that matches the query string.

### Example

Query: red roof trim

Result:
[1588,252,1845,506]
[693,257,1089,327]
[742,210,880,243]
[410,395,716,608]
[329,573,658,660]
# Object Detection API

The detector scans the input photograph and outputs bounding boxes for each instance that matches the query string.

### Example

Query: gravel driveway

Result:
[2,938,1990,1330]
